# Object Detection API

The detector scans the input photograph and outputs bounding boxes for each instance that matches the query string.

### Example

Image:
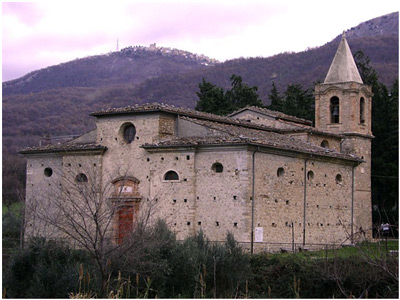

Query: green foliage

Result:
[226,74,263,110]
[267,82,284,111]
[4,228,398,298]
[164,231,251,298]
[248,253,398,298]
[355,50,399,232]
[266,83,315,122]
[3,238,94,298]
[195,79,231,115]
[2,211,22,257]
[195,74,263,115]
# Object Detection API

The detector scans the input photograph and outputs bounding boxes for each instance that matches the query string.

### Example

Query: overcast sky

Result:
[2,0,399,82]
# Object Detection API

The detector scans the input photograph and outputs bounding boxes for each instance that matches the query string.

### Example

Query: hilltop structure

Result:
[21,34,373,251]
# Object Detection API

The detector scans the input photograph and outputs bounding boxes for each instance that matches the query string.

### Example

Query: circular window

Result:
[277,167,285,177]
[335,174,343,184]
[44,167,53,177]
[307,170,314,181]
[120,123,136,144]
[76,173,88,183]
[212,163,223,173]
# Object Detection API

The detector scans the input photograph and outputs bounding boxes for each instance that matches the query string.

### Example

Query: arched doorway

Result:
[111,177,141,244]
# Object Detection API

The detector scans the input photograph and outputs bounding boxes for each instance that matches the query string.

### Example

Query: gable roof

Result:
[91,102,285,132]
[229,106,313,126]
[324,33,363,84]
[143,116,360,163]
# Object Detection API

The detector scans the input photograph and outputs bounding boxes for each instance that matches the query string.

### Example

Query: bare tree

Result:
[24,158,168,295]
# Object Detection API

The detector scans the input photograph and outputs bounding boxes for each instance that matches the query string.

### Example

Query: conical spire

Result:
[324,32,363,84]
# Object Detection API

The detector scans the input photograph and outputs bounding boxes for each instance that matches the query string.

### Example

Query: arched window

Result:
[277,167,285,177]
[360,97,365,124]
[120,123,136,144]
[75,173,88,183]
[321,140,329,148]
[212,162,224,173]
[330,97,340,123]
[335,174,343,184]
[164,170,179,181]
[307,170,314,181]
[112,177,140,197]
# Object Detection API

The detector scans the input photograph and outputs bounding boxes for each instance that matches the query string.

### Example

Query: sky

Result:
[2,0,399,82]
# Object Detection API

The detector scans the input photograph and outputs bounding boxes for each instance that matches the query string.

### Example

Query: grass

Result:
[267,240,399,260]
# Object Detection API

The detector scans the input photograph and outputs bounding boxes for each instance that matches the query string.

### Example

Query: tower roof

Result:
[324,33,363,84]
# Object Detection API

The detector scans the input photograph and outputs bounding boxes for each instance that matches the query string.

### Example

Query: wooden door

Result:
[118,206,134,245]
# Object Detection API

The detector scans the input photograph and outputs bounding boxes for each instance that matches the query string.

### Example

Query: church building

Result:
[21,34,373,251]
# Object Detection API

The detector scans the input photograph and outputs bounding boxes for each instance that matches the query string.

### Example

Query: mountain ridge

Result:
[2,12,398,153]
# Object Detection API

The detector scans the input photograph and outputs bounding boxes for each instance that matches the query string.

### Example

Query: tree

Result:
[195,79,231,115]
[24,159,168,296]
[195,75,262,116]
[225,74,263,110]
[355,51,399,233]
[267,82,284,111]
[268,83,314,122]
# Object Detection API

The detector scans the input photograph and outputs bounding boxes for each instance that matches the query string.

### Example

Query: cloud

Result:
[2,2,44,26]
[2,0,398,81]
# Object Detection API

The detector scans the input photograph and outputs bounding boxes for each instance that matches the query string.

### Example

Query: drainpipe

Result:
[303,158,309,246]
[250,147,260,254]
[351,166,355,244]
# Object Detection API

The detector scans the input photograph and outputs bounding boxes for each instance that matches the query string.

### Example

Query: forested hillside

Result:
[3,12,398,153]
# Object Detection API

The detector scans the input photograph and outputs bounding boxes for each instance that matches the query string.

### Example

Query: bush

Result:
[3,238,94,298]
[248,253,398,298]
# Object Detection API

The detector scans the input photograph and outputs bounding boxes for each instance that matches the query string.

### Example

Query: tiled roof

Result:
[90,102,282,132]
[20,143,107,154]
[229,106,313,126]
[143,117,361,162]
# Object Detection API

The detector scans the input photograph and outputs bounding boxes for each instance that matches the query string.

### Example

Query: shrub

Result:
[3,238,94,298]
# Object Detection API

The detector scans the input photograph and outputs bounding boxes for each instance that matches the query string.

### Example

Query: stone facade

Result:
[21,34,372,250]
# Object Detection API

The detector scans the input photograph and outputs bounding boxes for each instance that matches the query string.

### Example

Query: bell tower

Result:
[314,32,374,239]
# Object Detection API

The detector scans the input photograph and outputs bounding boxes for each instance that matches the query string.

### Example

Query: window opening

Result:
[321,140,329,148]
[335,174,343,184]
[307,170,314,181]
[121,123,136,144]
[76,173,88,183]
[44,167,53,177]
[164,170,179,181]
[277,167,285,177]
[360,97,365,124]
[330,97,340,123]
[212,162,223,173]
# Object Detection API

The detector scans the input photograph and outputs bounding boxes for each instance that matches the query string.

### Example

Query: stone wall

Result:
[253,150,353,246]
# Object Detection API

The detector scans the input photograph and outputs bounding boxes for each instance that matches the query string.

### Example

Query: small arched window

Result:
[330,97,340,123]
[277,167,285,177]
[321,140,329,148]
[164,170,179,181]
[76,173,88,183]
[120,123,136,144]
[307,170,314,181]
[212,163,224,173]
[335,174,343,184]
[360,97,365,124]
